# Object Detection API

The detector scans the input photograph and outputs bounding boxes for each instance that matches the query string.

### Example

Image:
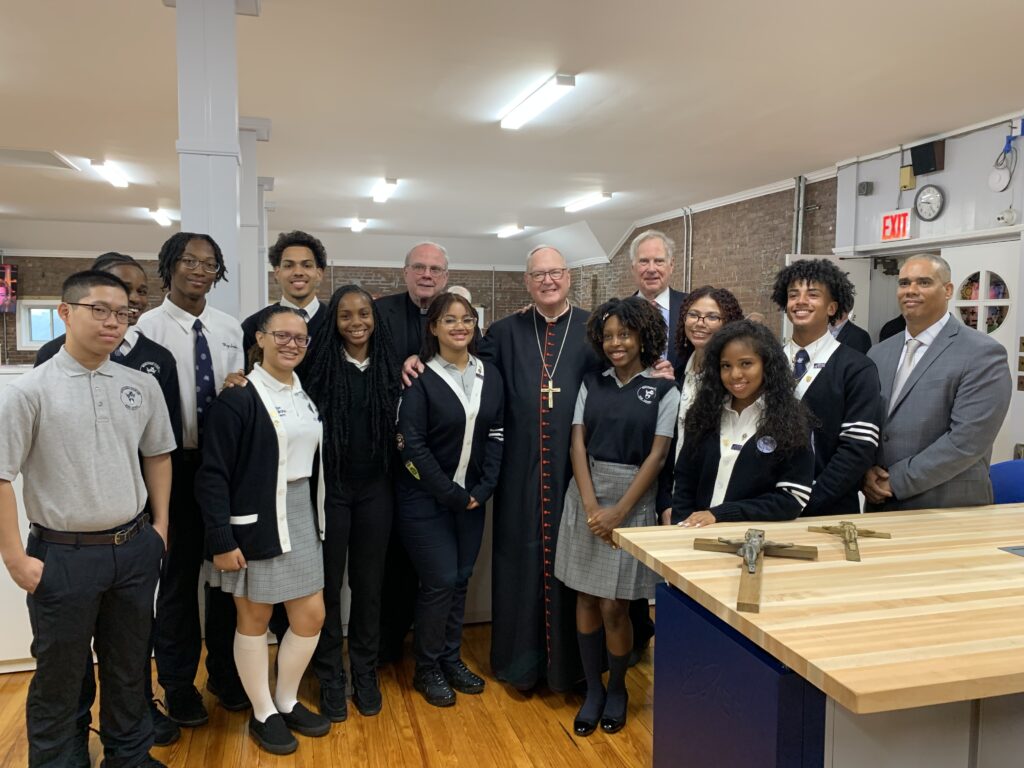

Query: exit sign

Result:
[881,209,912,242]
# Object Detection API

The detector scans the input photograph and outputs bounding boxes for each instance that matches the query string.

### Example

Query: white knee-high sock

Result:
[233,631,277,723]
[274,629,320,714]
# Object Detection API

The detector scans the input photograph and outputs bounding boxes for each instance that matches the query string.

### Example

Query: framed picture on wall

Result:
[0,264,16,313]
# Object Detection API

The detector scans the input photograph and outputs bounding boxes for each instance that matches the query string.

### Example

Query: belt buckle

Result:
[113,527,130,545]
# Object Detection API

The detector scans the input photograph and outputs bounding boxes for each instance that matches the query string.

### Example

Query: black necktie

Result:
[297,308,309,322]
[193,319,216,437]
[793,349,810,380]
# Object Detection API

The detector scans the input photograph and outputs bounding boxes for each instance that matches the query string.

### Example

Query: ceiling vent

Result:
[0,149,80,171]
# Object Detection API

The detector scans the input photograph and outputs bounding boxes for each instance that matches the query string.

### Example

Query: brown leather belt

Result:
[29,514,149,547]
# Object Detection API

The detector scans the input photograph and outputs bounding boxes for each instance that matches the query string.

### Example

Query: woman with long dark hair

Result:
[395,292,504,708]
[672,319,814,527]
[301,285,402,720]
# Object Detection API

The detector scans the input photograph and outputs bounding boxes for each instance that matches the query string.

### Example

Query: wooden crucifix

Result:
[694,528,818,613]
[807,520,891,562]
[540,378,561,409]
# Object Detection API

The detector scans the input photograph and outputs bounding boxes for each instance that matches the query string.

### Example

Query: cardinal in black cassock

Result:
[479,304,602,691]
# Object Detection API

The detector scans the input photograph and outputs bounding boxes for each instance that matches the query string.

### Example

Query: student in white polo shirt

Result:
[0,270,176,768]
[136,232,247,725]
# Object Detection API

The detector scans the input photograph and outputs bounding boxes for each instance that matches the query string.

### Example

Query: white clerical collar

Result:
[280,296,320,320]
[536,301,571,323]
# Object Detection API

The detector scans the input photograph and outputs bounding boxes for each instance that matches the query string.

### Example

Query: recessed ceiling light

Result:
[565,192,612,213]
[497,225,524,238]
[93,160,129,187]
[351,219,368,233]
[500,74,576,130]
[372,178,398,203]
[148,208,172,226]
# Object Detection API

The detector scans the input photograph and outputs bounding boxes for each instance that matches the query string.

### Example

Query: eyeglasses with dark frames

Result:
[180,256,220,274]
[66,302,136,325]
[261,331,311,348]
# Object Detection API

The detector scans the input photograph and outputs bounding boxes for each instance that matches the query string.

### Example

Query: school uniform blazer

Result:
[867,316,1011,511]
[671,434,815,524]
[397,362,505,512]
[835,320,872,355]
[196,383,326,560]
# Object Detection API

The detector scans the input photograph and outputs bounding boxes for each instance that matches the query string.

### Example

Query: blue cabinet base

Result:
[654,583,825,768]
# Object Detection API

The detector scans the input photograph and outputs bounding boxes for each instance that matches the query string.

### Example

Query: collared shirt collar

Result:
[279,296,320,320]
[344,350,370,371]
[904,311,951,346]
[787,329,834,358]
[441,354,477,372]
[250,362,300,393]
[54,346,116,378]
[723,393,765,417]
[829,317,848,337]
[160,295,207,333]
[602,366,656,388]
[119,326,139,353]
[650,287,671,310]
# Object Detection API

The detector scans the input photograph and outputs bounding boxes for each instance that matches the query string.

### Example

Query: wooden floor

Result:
[0,624,654,767]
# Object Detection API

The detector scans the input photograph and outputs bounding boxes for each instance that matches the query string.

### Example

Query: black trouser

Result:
[378,510,419,662]
[312,471,393,684]
[152,450,239,693]
[397,492,485,671]
[26,521,164,768]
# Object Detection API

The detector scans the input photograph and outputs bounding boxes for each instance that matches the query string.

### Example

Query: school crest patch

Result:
[120,385,143,410]
[637,385,658,404]
[140,361,161,377]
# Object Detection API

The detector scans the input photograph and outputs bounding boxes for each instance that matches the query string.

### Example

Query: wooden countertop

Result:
[614,505,1024,714]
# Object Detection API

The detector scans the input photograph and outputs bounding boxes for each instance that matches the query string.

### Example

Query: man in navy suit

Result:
[630,230,687,371]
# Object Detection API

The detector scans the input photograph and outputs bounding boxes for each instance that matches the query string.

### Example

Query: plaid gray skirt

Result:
[554,458,659,600]
[206,479,324,604]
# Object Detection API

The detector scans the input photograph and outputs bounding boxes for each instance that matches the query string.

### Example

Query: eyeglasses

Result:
[262,331,311,348]
[67,302,136,325]
[684,311,723,325]
[408,264,447,277]
[180,256,220,274]
[527,268,567,283]
[439,315,477,328]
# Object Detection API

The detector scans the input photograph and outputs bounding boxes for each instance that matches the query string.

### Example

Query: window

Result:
[16,300,65,351]
[955,272,1010,335]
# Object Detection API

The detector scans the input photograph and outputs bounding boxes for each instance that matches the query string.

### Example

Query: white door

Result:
[941,240,1019,462]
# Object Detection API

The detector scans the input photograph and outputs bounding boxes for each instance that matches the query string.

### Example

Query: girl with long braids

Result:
[300,285,402,720]
[554,297,679,738]
[671,319,814,527]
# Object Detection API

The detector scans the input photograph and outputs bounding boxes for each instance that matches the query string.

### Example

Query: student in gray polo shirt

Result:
[0,271,176,768]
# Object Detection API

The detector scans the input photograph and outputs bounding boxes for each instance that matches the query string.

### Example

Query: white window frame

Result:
[16,299,64,351]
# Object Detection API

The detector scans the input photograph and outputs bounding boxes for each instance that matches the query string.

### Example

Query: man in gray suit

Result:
[862,254,1011,510]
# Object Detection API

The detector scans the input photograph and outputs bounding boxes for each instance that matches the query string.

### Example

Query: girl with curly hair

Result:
[672,319,814,528]
[554,297,679,737]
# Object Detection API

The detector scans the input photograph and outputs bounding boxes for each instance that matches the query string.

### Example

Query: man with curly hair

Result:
[771,259,882,516]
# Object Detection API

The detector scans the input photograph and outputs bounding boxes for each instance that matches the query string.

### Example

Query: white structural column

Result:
[171,0,254,317]
[238,117,271,320]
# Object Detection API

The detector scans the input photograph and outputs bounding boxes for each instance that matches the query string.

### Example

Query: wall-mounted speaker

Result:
[910,140,945,176]
[857,181,874,196]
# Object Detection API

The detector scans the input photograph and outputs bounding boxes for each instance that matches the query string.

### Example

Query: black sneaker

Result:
[100,755,167,767]
[149,699,180,747]
[319,679,348,722]
[279,702,331,737]
[442,659,485,694]
[207,678,251,712]
[248,714,298,755]
[352,670,382,716]
[164,686,209,727]
[413,667,456,707]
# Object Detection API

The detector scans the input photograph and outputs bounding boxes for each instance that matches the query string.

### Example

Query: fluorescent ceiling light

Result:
[500,74,575,130]
[350,219,368,233]
[497,225,524,238]
[93,160,129,187]
[372,178,398,203]
[148,208,172,227]
[565,192,612,213]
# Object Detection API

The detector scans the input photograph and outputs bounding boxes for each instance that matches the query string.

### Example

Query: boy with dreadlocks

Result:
[554,297,678,738]
[771,258,882,516]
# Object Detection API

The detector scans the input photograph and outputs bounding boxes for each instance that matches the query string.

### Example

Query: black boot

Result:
[573,629,606,737]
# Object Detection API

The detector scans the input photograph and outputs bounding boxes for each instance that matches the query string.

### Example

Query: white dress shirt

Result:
[896,312,951,375]
[344,350,370,371]
[115,326,140,357]
[136,297,244,449]
[710,396,765,507]
[249,364,321,482]
[280,295,320,321]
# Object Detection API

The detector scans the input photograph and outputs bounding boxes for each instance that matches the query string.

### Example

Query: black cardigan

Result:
[196,383,323,560]
[396,362,504,511]
[672,432,815,524]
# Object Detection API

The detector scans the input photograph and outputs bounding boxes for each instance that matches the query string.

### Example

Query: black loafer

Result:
[164,686,209,727]
[353,671,382,716]
[280,702,331,737]
[319,679,348,722]
[248,714,298,755]
[600,693,629,734]
[413,667,456,707]
[442,659,485,694]
[573,711,599,737]
[150,699,181,746]
[207,678,251,712]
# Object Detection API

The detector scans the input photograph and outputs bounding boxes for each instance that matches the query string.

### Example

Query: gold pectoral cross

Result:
[541,378,561,409]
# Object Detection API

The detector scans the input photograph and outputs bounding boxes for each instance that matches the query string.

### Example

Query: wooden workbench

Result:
[614,505,1024,767]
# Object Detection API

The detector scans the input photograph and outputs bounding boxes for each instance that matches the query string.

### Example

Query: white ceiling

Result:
[1,0,1021,264]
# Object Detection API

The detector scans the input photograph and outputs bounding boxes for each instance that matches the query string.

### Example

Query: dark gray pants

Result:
[26,523,164,768]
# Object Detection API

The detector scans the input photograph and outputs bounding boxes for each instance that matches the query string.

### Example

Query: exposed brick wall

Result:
[801,178,838,257]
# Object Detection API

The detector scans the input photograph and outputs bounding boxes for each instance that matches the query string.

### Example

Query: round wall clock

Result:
[914,184,945,221]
